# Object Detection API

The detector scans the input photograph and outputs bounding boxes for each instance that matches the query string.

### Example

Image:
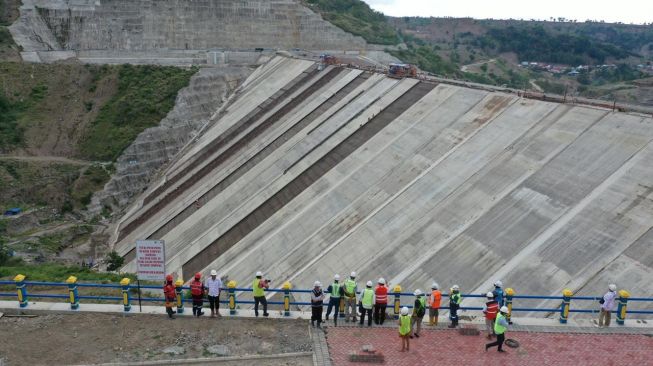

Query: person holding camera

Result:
[252,271,270,317]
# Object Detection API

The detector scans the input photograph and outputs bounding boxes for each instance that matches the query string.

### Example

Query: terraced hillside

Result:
[114,56,652,314]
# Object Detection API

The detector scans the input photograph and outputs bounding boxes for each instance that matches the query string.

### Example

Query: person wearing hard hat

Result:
[325,274,344,326]
[163,274,177,319]
[252,271,270,317]
[373,278,389,325]
[492,280,505,307]
[485,306,510,352]
[206,269,223,318]
[343,272,358,323]
[598,284,618,327]
[311,281,325,328]
[482,292,499,339]
[190,272,207,317]
[448,285,462,328]
[410,289,426,338]
[428,282,442,326]
[398,307,411,352]
[358,281,375,327]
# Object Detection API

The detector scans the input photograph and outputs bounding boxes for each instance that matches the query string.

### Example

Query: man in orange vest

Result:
[483,292,499,339]
[373,278,389,325]
[190,272,206,317]
[428,282,441,326]
[163,274,177,319]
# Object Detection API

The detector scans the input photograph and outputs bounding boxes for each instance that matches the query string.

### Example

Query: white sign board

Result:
[136,240,166,281]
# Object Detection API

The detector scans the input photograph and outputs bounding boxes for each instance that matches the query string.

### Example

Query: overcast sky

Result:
[362,0,652,24]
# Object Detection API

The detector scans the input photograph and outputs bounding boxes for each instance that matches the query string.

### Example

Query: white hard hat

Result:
[366,281,373,287]
[431,282,439,290]
[494,280,503,287]
[500,306,509,313]
[210,270,218,276]
[487,292,494,298]
[608,284,617,291]
[414,289,423,296]
[350,272,357,278]
[378,278,386,285]
[401,307,409,315]
[256,271,263,277]
[334,274,341,281]
[452,285,460,291]
[314,281,321,287]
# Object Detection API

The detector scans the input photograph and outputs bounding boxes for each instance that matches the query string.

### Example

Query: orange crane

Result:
[388,63,417,78]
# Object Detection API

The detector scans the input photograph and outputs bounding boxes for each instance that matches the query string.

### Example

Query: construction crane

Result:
[388,63,417,78]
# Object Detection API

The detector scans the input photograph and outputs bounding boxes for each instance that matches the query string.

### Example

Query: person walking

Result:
[482,292,499,339]
[485,306,510,353]
[448,285,462,328]
[343,272,358,323]
[398,307,411,352]
[311,281,325,328]
[252,271,270,317]
[359,281,375,327]
[410,289,426,338]
[598,284,618,327]
[163,274,177,319]
[206,270,223,318]
[428,282,441,326]
[190,272,206,317]
[373,278,389,325]
[325,274,344,326]
[492,280,505,307]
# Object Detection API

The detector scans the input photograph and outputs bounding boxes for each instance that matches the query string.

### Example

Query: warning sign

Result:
[136,240,166,281]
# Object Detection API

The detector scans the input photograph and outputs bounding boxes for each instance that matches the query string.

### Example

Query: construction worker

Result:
[206,269,223,318]
[325,274,344,326]
[398,307,411,352]
[373,278,389,325]
[252,271,270,317]
[448,285,462,328]
[428,282,441,326]
[163,274,177,319]
[485,306,510,353]
[410,289,426,338]
[343,272,358,323]
[311,281,325,328]
[482,292,499,339]
[359,281,375,327]
[190,272,206,317]
[598,284,618,327]
[492,280,505,307]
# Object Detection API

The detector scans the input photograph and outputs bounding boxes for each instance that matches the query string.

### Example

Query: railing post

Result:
[66,276,79,310]
[505,287,514,324]
[175,279,184,314]
[559,288,572,324]
[120,278,131,312]
[14,274,27,308]
[616,290,630,325]
[393,285,402,319]
[228,280,237,316]
[282,281,292,317]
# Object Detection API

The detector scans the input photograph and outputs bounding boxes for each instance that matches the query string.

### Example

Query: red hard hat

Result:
[166,274,173,282]
[194,272,201,279]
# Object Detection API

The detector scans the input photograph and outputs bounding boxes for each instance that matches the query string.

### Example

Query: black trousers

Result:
[359,308,373,326]
[486,333,505,351]
[450,306,459,326]
[192,295,204,316]
[208,295,220,312]
[373,303,387,324]
[326,297,340,319]
[254,296,268,316]
[311,306,323,324]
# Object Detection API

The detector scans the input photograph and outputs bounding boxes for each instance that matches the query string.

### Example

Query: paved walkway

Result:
[325,326,653,366]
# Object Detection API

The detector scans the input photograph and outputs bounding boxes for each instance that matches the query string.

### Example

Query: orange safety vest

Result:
[430,290,442,309]
[190,280,204,296]
[163,283,176,301]
[375,285,388,304]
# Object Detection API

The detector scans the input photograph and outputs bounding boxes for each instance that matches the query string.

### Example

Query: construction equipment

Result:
[318,54,339,70]
[388,63,417,78]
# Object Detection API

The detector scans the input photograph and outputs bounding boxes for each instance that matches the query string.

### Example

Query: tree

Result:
[105,251,124,271]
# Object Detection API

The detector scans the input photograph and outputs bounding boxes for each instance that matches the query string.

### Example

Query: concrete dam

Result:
[114,56,653,313]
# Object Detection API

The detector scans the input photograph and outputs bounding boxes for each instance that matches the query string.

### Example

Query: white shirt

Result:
[206,277,223,297]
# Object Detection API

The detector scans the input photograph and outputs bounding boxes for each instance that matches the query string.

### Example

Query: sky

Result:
[361,0,653,25]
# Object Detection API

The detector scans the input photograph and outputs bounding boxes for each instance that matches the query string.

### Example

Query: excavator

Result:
[388,63,417,78]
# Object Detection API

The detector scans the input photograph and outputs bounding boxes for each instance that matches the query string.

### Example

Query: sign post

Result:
[136,240,166,313]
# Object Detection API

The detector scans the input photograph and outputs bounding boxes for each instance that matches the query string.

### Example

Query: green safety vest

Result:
[331,283,341,298]
[451,292,462,305]
[399,315,411,335]
[494,313,507,335]
[344,279,357,296]
[252,278,264,297]
[362,288,374,308]
[418,296,426,313]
